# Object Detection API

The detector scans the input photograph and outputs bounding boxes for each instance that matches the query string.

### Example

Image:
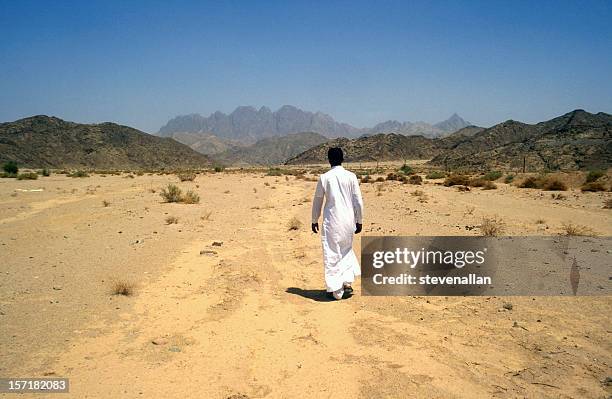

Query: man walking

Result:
[311,148,364,300]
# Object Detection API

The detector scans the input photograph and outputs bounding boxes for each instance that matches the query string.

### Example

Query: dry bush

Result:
[468,178,486,187]
[456,185,471,192]
[561,222,594,236]
[482,181,497,190]
[165,215,179,224]
[287,217,302,231]
[535,218,546,224]
[581,182,606,192]
[410,189,425,197]
[483,171,503,181]
[178,172,196,182]
[160,184,182,202]
[426,171,446,179]
[408,175,423,185]
[519,176,540,189]
[542,178,567,191]
[181,190,200,204]
[69,170,89,178]
[375,177,385,182]
[603,198,612,209]
[586,170,605,183]
[480,217,506,236]
[444,174,470,186]
[264,182,270,187]
[17,172,38,180]
[465,206,475,215]
[201,211,212,221]
[102,200,110,207]
[386,172,401,181]
[111,280,136,296]
[551,193,566,200]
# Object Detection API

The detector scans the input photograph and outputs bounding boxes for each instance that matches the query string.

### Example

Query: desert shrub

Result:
[551,193,566,200]
[165,215,179,224]
[0,172,16,178]
[111,280,136,296]
[40,168,50,176]
[69,170,89,178]
[519,176,539,189]
[375,177,385,182]
[456,185,471,192]
[468,178,485,187]
[399,164,413,175]
[267,168,283,176]
[2,161,18,175]
[483,171,502,181]
[581,182,606,192]
[482,181,497,190]
[586,170,605,183]
[561,222,594,236]
[181,190,200,204]
[361,175,371,183]
[213,165,225,173]
[178,172,196,182]
[444,174,470,186]
[504,175,515,183]
[17,172,38,180]
[603,198,612,209]
[102,200,110,207]
[480,217,505,236]
[542,178,567,191]
[160,184,182,203]
[408,175,423,185]
[386,172,400,181]
[425,171,446,179]
[287,217,302,231]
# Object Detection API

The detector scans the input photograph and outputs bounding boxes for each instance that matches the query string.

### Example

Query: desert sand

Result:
[1,168,611,398]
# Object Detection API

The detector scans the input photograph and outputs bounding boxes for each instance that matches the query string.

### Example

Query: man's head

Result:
[327,147,344,166]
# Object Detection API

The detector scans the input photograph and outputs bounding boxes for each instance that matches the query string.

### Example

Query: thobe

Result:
[311,165,364,296]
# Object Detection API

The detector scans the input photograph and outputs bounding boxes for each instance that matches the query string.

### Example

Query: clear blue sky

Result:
[1,0,611,133]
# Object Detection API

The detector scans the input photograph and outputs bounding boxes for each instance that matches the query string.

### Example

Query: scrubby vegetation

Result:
[504,175,515,183]
[480,216,505,236]
[518,175,567,191]
[287,217,302,231]
[425,171,446,179]
[178,172,196,182]
[443,174,470,187]
[111,280,136,296]
[69,170,89,178]
[483,171,502,181]
[17,172,38,180]
[160,184,183,203]
[408,175,423,185]
[603,198,612,209]
[165,215,179,224]
[2,161,18,175]
[40,168,50,176]
[561,222,594,236]
[581,182,606,192]
[399,164,413,175]
[585,170,604,183]
[181,190,200,204]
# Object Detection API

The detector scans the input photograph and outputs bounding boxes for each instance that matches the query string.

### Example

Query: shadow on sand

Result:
[285,287,352,302]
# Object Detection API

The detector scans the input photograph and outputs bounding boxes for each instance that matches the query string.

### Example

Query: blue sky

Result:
[1,0,611,132]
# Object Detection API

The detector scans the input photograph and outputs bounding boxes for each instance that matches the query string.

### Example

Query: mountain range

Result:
[287,110,612,171]
[0,116,212,169]
[158,105,471,147]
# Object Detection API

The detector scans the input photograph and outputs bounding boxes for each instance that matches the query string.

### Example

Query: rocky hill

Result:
[429,110,612,171]
[0,116,212,169]
[369,113,471,138]
[285,110,611,171]
[216,132,329,166]
[167,131,242,155]
[285,133,441,164]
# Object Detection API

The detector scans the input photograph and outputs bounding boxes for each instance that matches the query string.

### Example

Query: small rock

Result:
[502,302,513,311]
[152,338,168,345]
[212,241,223,247]
[52,286,62,291]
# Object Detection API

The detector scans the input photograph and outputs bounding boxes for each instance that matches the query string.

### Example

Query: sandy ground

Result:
[1,170,611,398]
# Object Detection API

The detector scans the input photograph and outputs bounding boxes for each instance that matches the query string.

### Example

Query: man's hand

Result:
[311,223,319,234]
[355,223,362,234]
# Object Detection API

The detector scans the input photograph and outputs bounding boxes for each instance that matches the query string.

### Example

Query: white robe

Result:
[311,166,364,292]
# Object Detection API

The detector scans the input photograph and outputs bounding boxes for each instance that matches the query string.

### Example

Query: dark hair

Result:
[327,147,344,165]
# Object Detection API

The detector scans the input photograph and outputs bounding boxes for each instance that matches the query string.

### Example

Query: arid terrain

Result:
[1,166,611,398]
